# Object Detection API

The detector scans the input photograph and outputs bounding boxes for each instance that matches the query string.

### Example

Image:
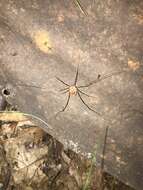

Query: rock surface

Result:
[0,0,143,189]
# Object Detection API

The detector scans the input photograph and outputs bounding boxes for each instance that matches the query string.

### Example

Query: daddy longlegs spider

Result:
[56,65,124,117]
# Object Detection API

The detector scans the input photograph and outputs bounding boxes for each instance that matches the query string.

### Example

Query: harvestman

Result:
[56,65,124,116]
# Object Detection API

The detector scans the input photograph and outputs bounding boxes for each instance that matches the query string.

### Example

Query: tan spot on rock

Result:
[133,13,143,25]
[128,59,140,71]
[57,14,65,22]
[32,30,52,53]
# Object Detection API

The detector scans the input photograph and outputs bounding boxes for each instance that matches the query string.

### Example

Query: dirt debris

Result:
[0,115,134,190]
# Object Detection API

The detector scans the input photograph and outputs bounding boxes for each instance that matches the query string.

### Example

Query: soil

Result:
[0,109,134,190]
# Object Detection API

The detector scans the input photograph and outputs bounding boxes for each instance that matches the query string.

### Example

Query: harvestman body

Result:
[56,65,124,117]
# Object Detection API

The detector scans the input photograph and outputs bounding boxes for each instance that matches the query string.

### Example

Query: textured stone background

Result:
[0,0,143,189]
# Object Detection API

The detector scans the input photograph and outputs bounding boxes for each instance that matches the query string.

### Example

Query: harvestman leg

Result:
[59,64,79,91]
[78,89,96,98]
[78,70,125,88]
[61,89,69,94]
[56,77,69,86]
[56,65,79,115]
[56,76,71,114]
[57,93,71,114]
[74,63,79,85]
[59,87,69,92]
[77,91,101,116]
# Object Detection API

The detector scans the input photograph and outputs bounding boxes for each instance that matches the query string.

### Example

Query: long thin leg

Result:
[74,64,79,85]
[57,93,70,114]
[59,87,69,92]
[61,89,69,94]
[77,91,101,116]
[56,77,70,86]
[78,70,125,88]
[78,89,96,98]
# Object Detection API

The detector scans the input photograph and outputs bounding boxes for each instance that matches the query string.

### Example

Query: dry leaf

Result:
[0,112,27,122]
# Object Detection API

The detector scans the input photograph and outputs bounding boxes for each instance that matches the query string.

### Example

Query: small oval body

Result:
[69,86,77,96]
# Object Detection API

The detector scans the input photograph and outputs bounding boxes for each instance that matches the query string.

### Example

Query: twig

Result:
[0,144,11,190]
[100,126,109,190]
[82,149,97,190]
[74,0,87,16]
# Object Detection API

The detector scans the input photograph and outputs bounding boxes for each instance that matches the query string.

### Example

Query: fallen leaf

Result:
[0,112,27,122]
